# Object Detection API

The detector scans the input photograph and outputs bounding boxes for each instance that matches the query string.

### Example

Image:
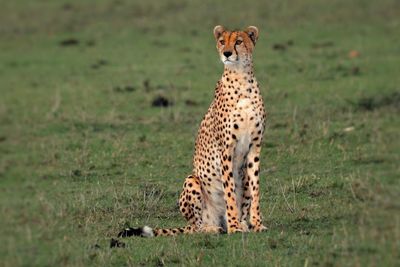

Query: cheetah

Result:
[119,25,267,237]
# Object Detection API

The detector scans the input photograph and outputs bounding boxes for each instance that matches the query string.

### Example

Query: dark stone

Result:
[152,96,172,107]
[59,38,79,46]
[272,43,286,51]
[110,238,126,248]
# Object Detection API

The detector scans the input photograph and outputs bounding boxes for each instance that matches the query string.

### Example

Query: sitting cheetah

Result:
[119,25,266,237]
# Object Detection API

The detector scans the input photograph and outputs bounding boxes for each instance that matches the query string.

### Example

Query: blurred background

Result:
[0,0,399,266]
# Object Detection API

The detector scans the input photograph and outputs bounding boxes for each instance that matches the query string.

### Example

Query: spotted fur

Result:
[119,25,267,237]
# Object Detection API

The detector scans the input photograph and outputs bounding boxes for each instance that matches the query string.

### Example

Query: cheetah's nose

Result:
[223,51,232,58]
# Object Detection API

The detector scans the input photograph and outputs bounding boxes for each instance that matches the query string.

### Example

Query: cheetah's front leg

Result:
[222,147,243,234]
[246,144,267,232]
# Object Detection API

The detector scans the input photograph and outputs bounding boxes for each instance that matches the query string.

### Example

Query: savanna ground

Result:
[1,0,399,266]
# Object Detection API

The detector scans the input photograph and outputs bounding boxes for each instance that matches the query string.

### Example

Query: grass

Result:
[0,0,399,266]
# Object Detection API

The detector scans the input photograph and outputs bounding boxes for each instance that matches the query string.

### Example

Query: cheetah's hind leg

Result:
[180,176,223,234]
[179,175,203,229]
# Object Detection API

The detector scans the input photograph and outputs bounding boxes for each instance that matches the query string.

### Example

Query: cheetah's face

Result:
[213,25,259,66]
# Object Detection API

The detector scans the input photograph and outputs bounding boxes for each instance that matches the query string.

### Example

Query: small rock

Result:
[152,96,172,107]
[350,66,360,75]
[59,38,79,46]
[287,40,294,46]
[272,43,286,51]
[72,169,81,177]
[185,99,198,106]
[110,238,125,248]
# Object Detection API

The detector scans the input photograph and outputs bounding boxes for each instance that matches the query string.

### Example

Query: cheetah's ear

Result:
[213,25,225,40]
[245,26,259,45]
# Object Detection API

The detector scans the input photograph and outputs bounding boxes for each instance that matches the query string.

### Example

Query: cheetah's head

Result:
[213,25,259,66]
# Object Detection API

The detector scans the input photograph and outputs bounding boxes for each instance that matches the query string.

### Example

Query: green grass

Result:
[1,0,399,266]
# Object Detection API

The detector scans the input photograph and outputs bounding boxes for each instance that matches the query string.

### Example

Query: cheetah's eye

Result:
[219,40,225,45]
[235,40,243,45]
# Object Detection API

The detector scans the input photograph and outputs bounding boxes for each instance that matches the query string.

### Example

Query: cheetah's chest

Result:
[232,98,257,155]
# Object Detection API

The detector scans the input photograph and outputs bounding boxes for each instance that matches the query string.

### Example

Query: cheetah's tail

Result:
[118,225,196,238]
